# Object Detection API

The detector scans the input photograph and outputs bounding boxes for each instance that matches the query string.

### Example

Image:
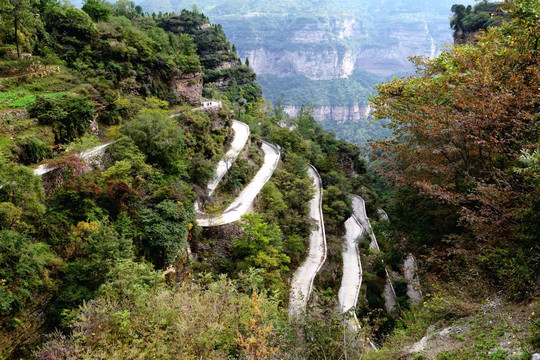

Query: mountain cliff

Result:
[136,0,475,141]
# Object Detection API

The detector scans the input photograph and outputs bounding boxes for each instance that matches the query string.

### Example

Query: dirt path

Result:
[288,165,327,316]
[196,141,280,227]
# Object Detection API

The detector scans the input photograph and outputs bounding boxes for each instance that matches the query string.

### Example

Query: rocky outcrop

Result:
[243,47,358,80]
[284,104,371,124]
[171,71,203,105]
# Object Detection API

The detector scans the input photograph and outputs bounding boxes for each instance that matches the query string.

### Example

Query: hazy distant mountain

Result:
[136,0,475,142]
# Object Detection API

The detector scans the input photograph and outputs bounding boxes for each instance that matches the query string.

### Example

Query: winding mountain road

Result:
[352,196,379,250]
[338,216,363,314]
[33,141,115,176]
[288,165,327,316]
[352,195,399,313]
[339,206,379,351]
[206,120,250,196]
[196,140,280,227]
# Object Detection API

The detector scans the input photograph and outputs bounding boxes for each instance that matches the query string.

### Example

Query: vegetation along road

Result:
[196,140,280,227]
[352,195,399,313]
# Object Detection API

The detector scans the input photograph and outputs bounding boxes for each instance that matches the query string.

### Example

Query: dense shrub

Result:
[120,110,186,175]
[0,231,57,316]
[27,95,95,144]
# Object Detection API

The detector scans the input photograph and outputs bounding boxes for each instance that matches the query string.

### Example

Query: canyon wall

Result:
[283,104,371,124]
[137,0,475,134]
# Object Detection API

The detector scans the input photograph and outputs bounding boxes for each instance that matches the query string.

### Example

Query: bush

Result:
[27,95,95,144]
[120,110,187,175]
[17,138,51,165]
[0,230,57,316]
[0,163,45,222]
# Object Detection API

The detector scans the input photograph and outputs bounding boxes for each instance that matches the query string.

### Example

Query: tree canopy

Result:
[371,0,539,297]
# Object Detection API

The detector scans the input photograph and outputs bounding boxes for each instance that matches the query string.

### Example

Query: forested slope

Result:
[0,0,538,359]
[0,1,372,358]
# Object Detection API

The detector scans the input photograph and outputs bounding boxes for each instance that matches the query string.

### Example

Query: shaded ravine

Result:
[352,195,399,313]
[288,165,327,316]
[196,140,280,227]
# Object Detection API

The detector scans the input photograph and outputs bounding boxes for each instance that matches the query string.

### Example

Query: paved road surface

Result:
[288,165,327,316]
[33,142,115,176]
[338,216,363,313]
[196,141,280,227]
[351,195,399,313]
[351,195,379,250]
[206,120,250,196]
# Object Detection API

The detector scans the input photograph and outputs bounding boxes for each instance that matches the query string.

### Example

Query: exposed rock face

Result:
[284,104,371,124]
[215,60,239,71]
[171,71,203,105]
[241,20,443,80]
[141,0,463,125]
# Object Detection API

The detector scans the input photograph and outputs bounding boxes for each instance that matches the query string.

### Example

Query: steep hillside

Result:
[0,0,538,359]
[0,1,374,358]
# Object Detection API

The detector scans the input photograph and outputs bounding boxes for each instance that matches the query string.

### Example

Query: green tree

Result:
[232,213,290,292]
[120,110,187,175]
[27,95,95,144]
[52,219,134,322]
[111,0,137,19]
[0,162,45,224]
[0,0,38,58]
[81,0,111,22]
[42,6,96,62]
[0,230,57,316]
[139,200,194,267]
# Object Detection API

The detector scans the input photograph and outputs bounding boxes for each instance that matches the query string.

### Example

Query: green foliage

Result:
[51,218,134,324]
[0,230,57,316]
[120,110,186,175]
[139,199,194,268]
[17,137,50,165]
[451,2,504,42]
[43,6,97,62]
[82,0,111,22]
[0,162,45,223]
[27,94,95,144]
[220,157,255,191]
[0,0,41,57]
[38,276,281,360]
[98,259,162,300]
[259,69,384,108]
[231,213,290,293]
[0,1,383,357]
